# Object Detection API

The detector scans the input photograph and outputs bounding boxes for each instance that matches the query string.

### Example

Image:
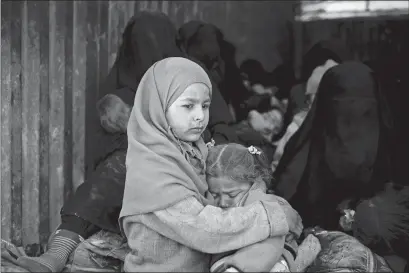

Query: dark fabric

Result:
[178,21,221,72]
[59,215,100,239]
[62,150,127,233]
[178,21,254,122]
[218,35,256,121]
[270,63,296,100]
[239,59,271,86]
[274,61,393,230]
[301,38,351,83]
[288,83,307,115]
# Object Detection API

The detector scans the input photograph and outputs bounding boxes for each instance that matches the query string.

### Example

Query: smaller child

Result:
[96,94,132,133]
[247,106,285,143]
[206,143,321,272]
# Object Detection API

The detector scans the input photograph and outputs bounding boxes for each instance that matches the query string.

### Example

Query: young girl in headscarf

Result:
[206,143,321,273]
[120,57,301,272]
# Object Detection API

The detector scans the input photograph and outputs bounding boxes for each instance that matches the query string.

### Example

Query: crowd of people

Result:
[5,10,409,273]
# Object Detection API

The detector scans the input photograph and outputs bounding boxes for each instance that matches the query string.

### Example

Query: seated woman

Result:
[17,11,239,273]
[206,143,320,273]
[120,57,301,272]
[274,61,394,230]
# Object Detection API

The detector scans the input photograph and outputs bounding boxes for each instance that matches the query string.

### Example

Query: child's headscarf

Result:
[120,57,214,217]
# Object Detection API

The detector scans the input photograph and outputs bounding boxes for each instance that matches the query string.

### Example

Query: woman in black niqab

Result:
[274,61,394,230]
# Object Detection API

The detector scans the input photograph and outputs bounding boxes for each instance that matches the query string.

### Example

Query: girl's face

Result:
[207,176,252,208]
[166,83,211,143]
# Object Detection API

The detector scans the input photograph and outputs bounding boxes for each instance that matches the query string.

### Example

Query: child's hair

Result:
[206,143,274,188]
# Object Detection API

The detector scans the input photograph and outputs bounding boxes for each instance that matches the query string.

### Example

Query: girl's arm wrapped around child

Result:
[122,196,289,254]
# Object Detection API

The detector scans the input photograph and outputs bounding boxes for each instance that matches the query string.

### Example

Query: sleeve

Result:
[134,196,289,254]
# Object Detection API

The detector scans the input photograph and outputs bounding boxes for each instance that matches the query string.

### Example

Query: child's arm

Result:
[211,189,298,272]
[121,196,289,254]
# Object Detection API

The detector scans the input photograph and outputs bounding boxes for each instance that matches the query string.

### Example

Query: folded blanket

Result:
[306,230,392,273]
[64,230,130,272]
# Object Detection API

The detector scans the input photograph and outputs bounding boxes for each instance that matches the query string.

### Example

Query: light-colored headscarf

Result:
[120,57,214,218]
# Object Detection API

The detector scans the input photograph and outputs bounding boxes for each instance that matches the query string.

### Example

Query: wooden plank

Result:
[72,1,86,191]
[125,1,135,24]
[149,1,159,12]
[64,0,74,201]
[138,0,149,11]
[98,0,109,98]
[161,1,170,15]
[293,20,303,79]
[21,0,41,245]
[108,1,120,69]
[48,0,66,232]
[84,0,100,177]
[10,0,24,246]
[37,0,50,247]
[1,0,12,243]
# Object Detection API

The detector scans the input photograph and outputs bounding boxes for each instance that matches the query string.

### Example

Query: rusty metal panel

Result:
[21,0,41,245]
[1,0,13,244]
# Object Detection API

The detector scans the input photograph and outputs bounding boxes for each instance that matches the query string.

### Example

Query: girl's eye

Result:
[202,104,210,109]
[183,104,194,109]
[228,192,239,198]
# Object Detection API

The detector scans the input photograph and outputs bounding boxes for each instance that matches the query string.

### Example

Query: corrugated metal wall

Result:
[1,0,295,248]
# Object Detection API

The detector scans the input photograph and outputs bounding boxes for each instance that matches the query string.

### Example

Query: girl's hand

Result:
[243,190,303,237]
[281,203,303,238]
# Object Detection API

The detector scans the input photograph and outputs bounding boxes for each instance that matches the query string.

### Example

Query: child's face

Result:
[207,176,252,208]
[166,83,211,142]
[98,94,132,133]
[248,109,284,139]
